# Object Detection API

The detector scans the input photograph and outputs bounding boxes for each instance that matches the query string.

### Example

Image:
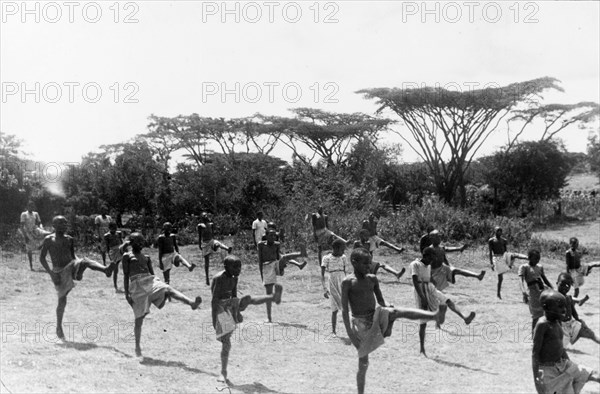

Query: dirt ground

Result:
[1,225,599,393]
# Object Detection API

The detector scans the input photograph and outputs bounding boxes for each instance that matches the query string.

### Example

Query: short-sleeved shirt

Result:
[20,211,41,231]
[321,253,346,273]
[566,249,581,270]
[94,215,112,234]
[518,263,544,286]
[252,219,268,244]
[409,259,431,282]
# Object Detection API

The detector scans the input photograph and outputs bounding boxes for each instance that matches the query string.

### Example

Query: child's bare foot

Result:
[299,244,307,258]
[191,296,202,310]
[56,327,65,340]
[579,295,590,306]
[227,246,233,254]
[189,263,197,272]
[497,292,502,300]
[437,305,447,326]
[397,247,405,253]
[396,268,406,280]
[104,263,115,278]
[420,349,428,358]
[217,373,228,384]
[273,284,283,305]
[478,271,486,281]
[135,347,142,357]
[298,260,308,270]
[464,312,476,325]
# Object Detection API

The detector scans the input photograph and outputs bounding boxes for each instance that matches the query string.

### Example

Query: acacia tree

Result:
[506,102,600,151]
[260,108,393,166]
[358,77,563,205]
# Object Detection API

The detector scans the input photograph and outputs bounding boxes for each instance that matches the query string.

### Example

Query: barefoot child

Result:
[488,226,513,299]
[257,230,307,323]
[362,212,405,253]
[94,206,112,266]
[354,230,405,279]
[556,272,599,346]
[411,246,474,357]
[532,289,599,394]
[321,239,347,336]
[518,249,554,334]
[39,216,116,340]
[123,233,202,357]
[104,222,123,292]
[341,248,442,394]
[157,222,196,284]
[311,206,350,265]
[198,212,232,285]
[428,230,485,291]
[20,201,51,270]
[566,237,600,298]
[211,255,283,384]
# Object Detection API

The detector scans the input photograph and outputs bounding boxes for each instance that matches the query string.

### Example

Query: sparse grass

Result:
[1,223,599,393]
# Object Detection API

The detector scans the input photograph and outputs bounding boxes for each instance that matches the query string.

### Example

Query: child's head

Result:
[52,216,68,233]
[257,211,264,220]
[223,255,242,277]
[27,200,36,211]
[109,221,117,232]
[129,232,145,252]
[332,239,346,256]
[528,249,541,266]
[569,237,579,250]
[422,246,436,266]
[540,289,567,321]
[358,229,370,243]
[494,226,502,237]
[265,229,277,244]
[368,212,376,221]
[350,248,371,275]
[429,230,441,246]
[201,212,210,223]
[162,222,172,233]
[556,272,574,295]
[267,222,277,230]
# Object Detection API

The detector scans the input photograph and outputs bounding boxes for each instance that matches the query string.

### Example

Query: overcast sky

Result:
[2,1,599,166]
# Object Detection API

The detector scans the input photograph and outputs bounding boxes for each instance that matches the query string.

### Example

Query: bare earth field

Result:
[1,227,599,393]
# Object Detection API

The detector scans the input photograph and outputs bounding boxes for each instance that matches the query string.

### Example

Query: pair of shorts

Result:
[129,274,170,319]
[202,239,223,257]
[568,264,590,289]
[493,253,513,275]
[262,260,279,285]
[431,265,454,291]
[160,252,181,271]
[368,235,383,251]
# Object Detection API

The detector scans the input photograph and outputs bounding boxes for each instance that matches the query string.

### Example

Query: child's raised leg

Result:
[286,259,308,270]
[174,255,196,272]
[380,240,405,253]
[387,306,445,337]
[79,258,115,280]
[357,355,368,394]
[165,288,202,310]
[279,245,308,265]
[452,267,485,284]
[446,300,476,325]
[578,321,600,344]
[380,263,406,280]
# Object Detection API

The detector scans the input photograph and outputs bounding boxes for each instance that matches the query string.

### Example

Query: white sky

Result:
[1,1,599,166]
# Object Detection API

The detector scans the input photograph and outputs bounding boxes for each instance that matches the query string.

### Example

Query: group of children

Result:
[33,207,600,394]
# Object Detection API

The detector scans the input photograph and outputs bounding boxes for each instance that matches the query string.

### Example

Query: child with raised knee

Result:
[104,221,123,292]
[518,249,554,333]
[40,216,116,340]
[212,255,283,384]
[198,212,232,285]
[532,289,599,394]
[157,222,196,284]
[556,272,599,346]
[341,248,442,394]
[123,232,202,357]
